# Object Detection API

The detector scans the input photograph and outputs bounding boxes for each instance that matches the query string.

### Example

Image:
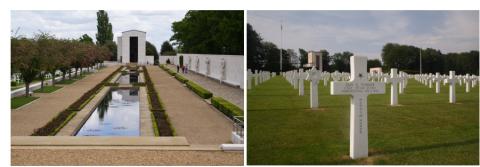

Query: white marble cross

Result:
[247,69,253,90]
[464,74,473,93]
[254,70,259,86]
[298,71,308,96]
[330,56,385,159]
[306,69,323,108]
[432,72,442,93]
[388,68,401,106]
[444,71,457,103]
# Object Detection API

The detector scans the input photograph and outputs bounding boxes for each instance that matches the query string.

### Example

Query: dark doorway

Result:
[130,37,138,63]
[316,55,320,70]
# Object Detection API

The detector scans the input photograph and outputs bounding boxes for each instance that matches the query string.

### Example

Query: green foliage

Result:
[298,48,308,68]
[367,59,382,69]
[11,37,41,97]
[95,10,113,46]
[185,81,212,99]
[382,43,479,75]
[174,74,188,83]
[146,41,159,63]
[211,96,243,119]
[143,66,174,136]
[11,96,39,109]
[33,86,62,93]
[331,51,353,72]
[248,76,479,164]
[79,34,94,44]
[247,23,264,71]
[171,10,243,55]
[160,41,176,55]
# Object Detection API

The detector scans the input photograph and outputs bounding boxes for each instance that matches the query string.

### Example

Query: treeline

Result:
[248,23,372,73]
[11,33,111,97]
[248,23,478,75]
[170,10,244,55]
[382,43,478,75]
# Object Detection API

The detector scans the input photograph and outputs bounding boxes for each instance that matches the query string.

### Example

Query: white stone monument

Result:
[306,69,322,108]
[117,30,153,65]
[330,56,385,159]
[444,71,457,103]
[388,68,401,106]
[298,71,307,96]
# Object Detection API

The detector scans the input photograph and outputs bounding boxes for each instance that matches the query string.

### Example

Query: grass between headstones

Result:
[33,86,62,93]
[247,76,478,165]
[11,96,39,109]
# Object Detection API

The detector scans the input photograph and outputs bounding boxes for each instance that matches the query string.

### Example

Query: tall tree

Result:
[79,34,94,44]
[146,41,159,64]
[320,50,330,72]
[11,37,40,97]
[160,41,176,55]
[95,10,113,46]
[247,24,264,71]
[298,48,308,68]
[331,51,353,72]
[171,10,243,55]
[367,59,382,69]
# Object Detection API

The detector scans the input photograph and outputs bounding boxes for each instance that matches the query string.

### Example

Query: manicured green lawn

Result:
[11,96,39,109]
[56,74,89,85]
[33,86,62,93]
[247,76,479,165]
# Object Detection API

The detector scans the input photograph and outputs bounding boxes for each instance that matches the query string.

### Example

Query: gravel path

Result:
[12,149,243,165]
[166,64,244,109]
[146,66,233,145]
[11,65,120,136]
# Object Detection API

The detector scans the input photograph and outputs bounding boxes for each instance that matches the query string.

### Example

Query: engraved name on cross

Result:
[330,56,385,159]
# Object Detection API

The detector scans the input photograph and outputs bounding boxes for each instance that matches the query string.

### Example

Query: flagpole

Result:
[280,20,283,73]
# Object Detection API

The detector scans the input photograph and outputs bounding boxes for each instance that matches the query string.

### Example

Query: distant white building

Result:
[117,30,154,65]
[304,51,323,71]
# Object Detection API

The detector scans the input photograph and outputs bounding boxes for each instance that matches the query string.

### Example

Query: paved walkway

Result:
[166,64,244,109]
[11,65,120,136]
[12,149,243,165]
[146,66,233,145]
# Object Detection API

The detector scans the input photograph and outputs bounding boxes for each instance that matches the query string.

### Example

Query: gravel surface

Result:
[12,149,243,165]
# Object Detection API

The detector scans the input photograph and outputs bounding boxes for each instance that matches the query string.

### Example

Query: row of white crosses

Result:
[246,69,275,90]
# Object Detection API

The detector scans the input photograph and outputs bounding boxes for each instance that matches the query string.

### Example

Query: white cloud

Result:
[11,10,187,51]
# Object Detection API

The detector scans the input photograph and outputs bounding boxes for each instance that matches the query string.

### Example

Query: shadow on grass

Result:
[370,138,479,156]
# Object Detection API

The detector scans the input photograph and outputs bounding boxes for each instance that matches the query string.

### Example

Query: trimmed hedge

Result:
[32,66,122,136]
[174,74,188,83]
[185,81,212,99]
[132,82,146,87]
[211,96,243,119]
[143,66,174,136]
[160,64,177,76]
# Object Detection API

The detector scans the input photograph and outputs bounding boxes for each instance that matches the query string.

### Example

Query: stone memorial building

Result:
[304,51,323,71]
[117,30,154,65]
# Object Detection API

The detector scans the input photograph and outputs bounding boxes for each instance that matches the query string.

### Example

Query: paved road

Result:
[146,66,233,145]
[166,64,244,109]
[11,65,119,136]
[12,149,243,165]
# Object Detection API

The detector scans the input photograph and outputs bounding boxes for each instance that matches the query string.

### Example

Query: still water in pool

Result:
[76,88,140,136]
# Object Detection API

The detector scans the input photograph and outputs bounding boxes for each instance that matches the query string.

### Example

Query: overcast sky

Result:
[248,10,479,59]
[11,10,188,51]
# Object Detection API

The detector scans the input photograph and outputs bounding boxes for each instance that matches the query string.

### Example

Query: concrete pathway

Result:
[146,66,233,145]
[11,65,119,136]
[166,64,244,109]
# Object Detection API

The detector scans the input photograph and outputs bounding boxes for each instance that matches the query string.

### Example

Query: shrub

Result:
[211,96,243,119]
[132,82,146,87]
[11,81,18,86]
[186,81,212,99]
[143,66,174,136]
[174,74,188,83]
[166,59,171,64]
[104,82,119,87]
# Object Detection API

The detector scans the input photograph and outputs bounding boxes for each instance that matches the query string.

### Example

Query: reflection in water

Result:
[76,88,140,136]
[117,72,139,84]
